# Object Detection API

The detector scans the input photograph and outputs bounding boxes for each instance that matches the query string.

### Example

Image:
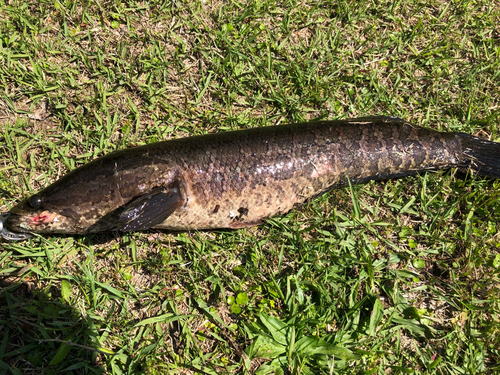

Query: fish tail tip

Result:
[458,133,500,179]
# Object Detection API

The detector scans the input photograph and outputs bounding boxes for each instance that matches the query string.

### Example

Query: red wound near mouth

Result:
[28,211,56,225]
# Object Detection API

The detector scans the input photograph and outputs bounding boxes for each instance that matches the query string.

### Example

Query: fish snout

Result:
[0,212,33,241]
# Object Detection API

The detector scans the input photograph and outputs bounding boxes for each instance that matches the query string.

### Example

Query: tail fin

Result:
[458,133,500,179]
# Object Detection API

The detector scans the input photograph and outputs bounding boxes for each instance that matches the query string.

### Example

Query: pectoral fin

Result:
[87,181,184,233]
[118,183,184,232]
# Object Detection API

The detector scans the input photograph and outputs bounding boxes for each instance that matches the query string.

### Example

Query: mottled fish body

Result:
[2,116,500,238]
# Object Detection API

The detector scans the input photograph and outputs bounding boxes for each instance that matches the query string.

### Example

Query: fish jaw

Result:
[4,211,77,235]
[0,213,33,240]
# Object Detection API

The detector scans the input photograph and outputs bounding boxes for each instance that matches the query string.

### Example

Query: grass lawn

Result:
[1,0,500,374]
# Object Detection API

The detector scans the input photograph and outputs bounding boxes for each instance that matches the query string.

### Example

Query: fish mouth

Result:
[0,212,33,241]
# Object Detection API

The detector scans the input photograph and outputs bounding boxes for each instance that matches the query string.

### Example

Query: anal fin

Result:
[229,220,263,229]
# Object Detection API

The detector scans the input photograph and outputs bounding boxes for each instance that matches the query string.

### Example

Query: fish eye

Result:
[28,195,42,209]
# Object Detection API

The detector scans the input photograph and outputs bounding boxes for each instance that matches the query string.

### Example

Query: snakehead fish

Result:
[2,116,500,240]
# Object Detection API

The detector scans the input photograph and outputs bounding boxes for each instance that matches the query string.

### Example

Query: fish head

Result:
[5,193,83,235]
[3,153,179,237]
[4,158,130,235]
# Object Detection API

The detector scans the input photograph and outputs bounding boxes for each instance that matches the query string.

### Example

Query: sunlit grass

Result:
[1,0,499,374]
